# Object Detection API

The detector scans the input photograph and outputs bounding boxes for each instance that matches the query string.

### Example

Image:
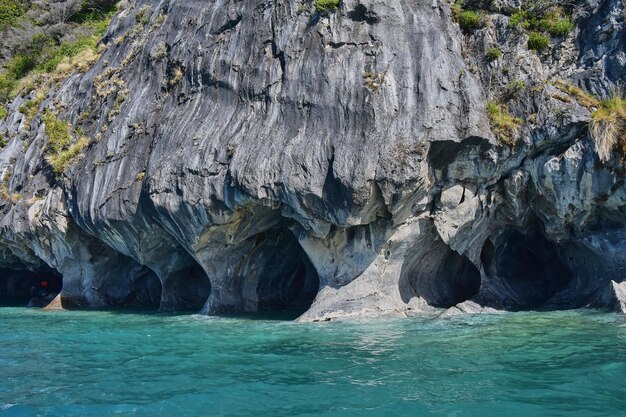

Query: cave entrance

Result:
[237,229,320,318]
[121,267,162,310]
[0,267,62,307]
[399,238,482,308]
[160,262,211,312]
[481,229,573,310]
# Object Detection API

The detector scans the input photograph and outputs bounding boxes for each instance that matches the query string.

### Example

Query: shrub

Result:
[486,101,522,145]
[18,85,48,129]
[69,2,118,25]
[48,136,90,173]
[0,3,117,106]
[528,32,550,51]
[506,79,526,96]
[451,1,463,18]
[19,99,35,117]
[43,112,71,155]
[458,10,482,31]
[486,47,502,61]
[43,111,92,173]
[37,35,99,73]
[0,105,7,120]
[135,5,151,25]
[508,11,526,27]
[0,134,7,148]
[7,34,56,77]
[538,14,574,37]
[589,90,626,162]
[548,18,574,36]
[509,7,575,38]
[7,54,37,79]
[0,73,16,102]
[0,0,23,30]
[315,0,341,13]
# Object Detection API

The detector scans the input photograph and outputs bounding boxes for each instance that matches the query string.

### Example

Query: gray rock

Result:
[0,0,624,320]
[609,281,626,313]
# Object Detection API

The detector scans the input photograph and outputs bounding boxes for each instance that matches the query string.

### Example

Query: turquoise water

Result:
[1,309,625,417]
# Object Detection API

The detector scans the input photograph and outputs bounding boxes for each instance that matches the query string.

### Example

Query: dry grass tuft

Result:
[486,101,523,145]
[589,89,626,162]
[553,80,599,109]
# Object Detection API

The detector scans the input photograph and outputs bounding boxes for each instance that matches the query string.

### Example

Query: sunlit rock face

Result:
[0,0,624,320]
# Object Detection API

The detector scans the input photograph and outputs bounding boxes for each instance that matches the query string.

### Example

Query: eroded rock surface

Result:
[0,0,624,320]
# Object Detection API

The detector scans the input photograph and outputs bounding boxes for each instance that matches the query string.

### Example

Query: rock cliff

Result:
[0,0,625,320]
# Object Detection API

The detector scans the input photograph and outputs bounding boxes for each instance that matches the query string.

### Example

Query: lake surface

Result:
[0,308,625,417]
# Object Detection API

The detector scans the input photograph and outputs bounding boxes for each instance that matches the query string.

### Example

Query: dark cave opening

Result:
[481,229,573,310]
[160,262,211,312]
[0,267,63,307]
[399,232,481,308]
[236,229,320,316]
[121,267,162,310]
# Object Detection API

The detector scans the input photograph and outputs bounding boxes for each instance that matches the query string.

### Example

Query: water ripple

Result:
[0,309,625,416]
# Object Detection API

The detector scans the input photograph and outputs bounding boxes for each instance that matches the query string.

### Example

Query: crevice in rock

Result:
[322,151,353,221]
[212,14,242,35]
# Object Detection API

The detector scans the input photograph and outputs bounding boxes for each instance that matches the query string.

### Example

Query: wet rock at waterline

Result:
[0,0,625,320]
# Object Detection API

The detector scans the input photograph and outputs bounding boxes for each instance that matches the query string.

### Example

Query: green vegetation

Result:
[451,1,486,32]
[486,101,523,145]
[0,2,118,105]
[49,136,89,173]
[135,5,151,25]
[0,162,13,201]
[551,81,625,162]
[37,35,100,73]
[508,6,575,53]
[457,10,483,31]
[19,85,49,129]
[486,47,502,61]
[0,134,7,148]
[0,0,24,31]
[505,79,526,97]
[0,105,7,120]
[508,9,574,35]
[507,4,575,54]
[527,32,550,51]
[539,14,574,37]
[43,111,90,173]
[589,90,626,162]
[43,112,72,155]
[553,80,626,161]
[458,10,481,30]
[508,10,526,27]
[315,0,341,13]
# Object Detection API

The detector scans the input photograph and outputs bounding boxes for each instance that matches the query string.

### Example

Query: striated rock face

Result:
[0,0,625,320]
